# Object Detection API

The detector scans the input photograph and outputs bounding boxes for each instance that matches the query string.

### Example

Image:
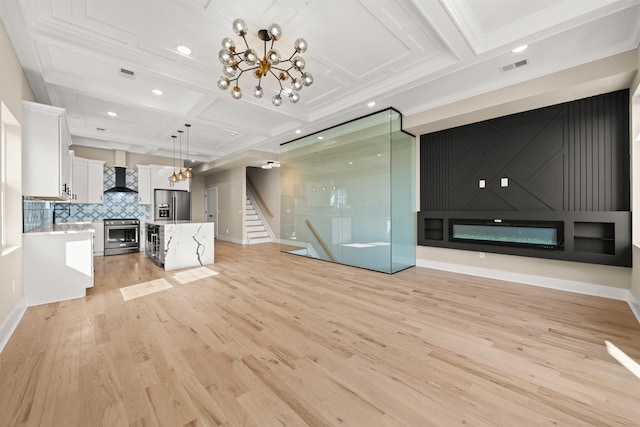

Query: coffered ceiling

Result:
[1,0,639,167]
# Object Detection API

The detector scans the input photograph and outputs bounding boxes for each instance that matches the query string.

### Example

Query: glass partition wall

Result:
[280,108,415,273]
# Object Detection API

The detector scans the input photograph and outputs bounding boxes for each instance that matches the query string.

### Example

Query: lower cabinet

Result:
[23,231,94,306]
[92,221,104,256]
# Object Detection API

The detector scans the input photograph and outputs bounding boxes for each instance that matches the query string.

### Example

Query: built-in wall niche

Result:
[417,211,631,267]
[574,222,615,255]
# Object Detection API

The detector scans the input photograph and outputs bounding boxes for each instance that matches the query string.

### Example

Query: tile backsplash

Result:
[23,166,151,232]
[23,198,55,232]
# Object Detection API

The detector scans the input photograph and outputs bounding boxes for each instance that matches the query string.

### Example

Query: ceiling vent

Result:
[119,67,136,79]
[500,59,528,73]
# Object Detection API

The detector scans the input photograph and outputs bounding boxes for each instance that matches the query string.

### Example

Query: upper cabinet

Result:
[22,101,72,200]
[137,165,151,204]
[72,157,105,204]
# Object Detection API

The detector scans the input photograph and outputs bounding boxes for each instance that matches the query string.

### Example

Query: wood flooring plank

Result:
[1,241,640,426]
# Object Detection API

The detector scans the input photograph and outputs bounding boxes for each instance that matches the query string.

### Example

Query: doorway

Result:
[205,187,218,237]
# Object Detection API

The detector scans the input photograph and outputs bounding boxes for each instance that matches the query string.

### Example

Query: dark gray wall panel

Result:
[420,90,630,212]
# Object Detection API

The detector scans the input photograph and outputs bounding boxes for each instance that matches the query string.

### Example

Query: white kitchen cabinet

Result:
[137,165,152,204]
[72,157,105,203]
[91,221,104,256]
[22,101,72,200]
[23,230,94,306]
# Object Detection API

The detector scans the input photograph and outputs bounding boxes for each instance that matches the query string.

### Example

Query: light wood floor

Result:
[2,241,640,426]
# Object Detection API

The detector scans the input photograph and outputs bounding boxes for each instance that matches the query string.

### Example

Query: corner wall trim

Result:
[0,297,26,353]
[416,259,630,301]
[628,291,640,325]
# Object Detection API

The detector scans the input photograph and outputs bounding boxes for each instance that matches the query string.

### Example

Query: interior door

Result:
[206,187,218,237]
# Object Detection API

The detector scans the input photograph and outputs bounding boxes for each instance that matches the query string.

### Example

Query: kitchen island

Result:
[146,221,214,271]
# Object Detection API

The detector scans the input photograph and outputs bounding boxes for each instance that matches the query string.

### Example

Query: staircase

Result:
[245,196,271,244]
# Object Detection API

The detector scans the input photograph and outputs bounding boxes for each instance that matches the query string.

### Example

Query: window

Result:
[1,102,21,253]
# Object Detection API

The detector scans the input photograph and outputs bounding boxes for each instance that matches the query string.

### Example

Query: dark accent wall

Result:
[418,90,631,267]
[420,89,630,212]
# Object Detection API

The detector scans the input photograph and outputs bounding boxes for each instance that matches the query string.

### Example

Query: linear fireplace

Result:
[449,218,564,250]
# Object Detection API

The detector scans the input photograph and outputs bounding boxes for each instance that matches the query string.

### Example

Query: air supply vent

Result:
[119,68,136,79]
[500,59,528,73]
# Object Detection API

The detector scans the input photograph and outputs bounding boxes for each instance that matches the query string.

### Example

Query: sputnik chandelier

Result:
[217,18,313,106]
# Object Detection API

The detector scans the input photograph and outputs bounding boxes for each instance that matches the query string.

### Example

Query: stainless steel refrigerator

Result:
[154,189,191,221]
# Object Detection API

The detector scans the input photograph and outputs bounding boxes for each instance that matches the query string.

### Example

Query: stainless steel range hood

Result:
[104,166,136,193]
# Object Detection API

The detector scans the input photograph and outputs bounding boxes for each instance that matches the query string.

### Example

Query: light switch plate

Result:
[479,179,486,188]
[501,177,509,187]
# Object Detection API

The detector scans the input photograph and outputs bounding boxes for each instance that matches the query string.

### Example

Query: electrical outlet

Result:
[12,280,16,292]
[479,252,485,259]
[226,229,229,234]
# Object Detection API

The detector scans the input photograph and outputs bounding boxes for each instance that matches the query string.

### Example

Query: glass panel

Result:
[280,108,415,274]
[390,114,416,273]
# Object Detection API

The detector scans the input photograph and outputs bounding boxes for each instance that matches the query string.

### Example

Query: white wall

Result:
[0,19,35,350]
[205,167,246,243]
[405,48,640,298]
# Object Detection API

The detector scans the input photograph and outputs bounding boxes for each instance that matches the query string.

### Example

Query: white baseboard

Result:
[416,259,630,301]
[215,235,245,245]
[0,297,26,353]
[628,291,640,325]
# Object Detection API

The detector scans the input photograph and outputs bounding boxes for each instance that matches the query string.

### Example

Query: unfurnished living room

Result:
[1,1,640,426]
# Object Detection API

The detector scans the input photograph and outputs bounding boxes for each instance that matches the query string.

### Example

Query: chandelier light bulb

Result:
[223,65,236,78]
[218,18,312,106]
[292,56,305,71]
[177,169,185,181]
[244,48,258,65]
[302,72,314,86]
[217,76,230,90]
[221,37,235,51]
[294,38,307,53]
[219,49,233,65]
[267,49,281,65]
[233,18,247,36]
[185,167,193,179]
[268,23,282,40]
[169,172,177,183]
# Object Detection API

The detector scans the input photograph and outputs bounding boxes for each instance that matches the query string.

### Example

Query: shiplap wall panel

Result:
[420,90,629,212]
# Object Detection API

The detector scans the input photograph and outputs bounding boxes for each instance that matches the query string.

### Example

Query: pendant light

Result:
[168,135,178,182]
[177,130,185,181]
[184,123,193,179]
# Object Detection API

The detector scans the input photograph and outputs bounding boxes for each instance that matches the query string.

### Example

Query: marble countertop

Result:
[26,222,96,235]
[147,220,207,226]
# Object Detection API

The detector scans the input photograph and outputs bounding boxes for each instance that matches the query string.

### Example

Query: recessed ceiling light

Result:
[348,161,353,165]
[107,111,117,117]
[377,153,381,156]
[295,129,301,134]
[317,136,324,140]
[367,101,376,108]
[177,45,192,55]
[152,89,164,95]
[512,45,528,53]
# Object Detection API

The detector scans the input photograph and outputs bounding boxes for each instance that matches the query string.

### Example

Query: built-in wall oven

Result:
[104,219,140,256]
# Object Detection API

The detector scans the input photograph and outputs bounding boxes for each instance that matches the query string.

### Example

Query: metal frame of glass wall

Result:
[280,108,415,273]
